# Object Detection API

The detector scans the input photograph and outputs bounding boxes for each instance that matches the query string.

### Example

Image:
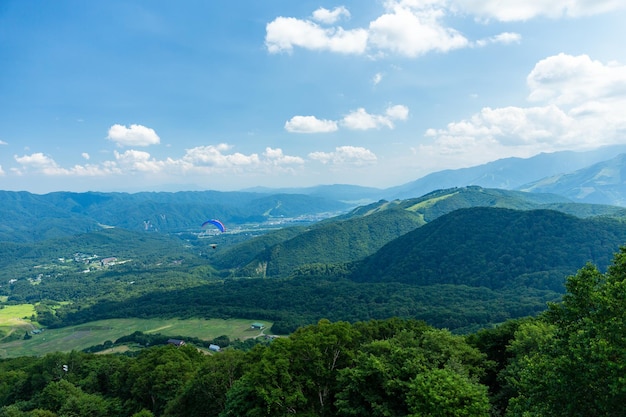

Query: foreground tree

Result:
[221,319,360,417]
[506,248,626,416]
[335,329,490,417]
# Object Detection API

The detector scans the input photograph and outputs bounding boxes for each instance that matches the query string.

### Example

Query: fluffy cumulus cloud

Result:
[13,152,119,176]
[181,144,260,169]
[265,1,529,58]
[312,6,350,24]
[368,2,468,57]
[106,124,160,147]
[422,53,626,163]
[267,1,625,58]
[14,153,67,175]
[263,147,305,165]
[11,142,305,180]
[287,105,409,133]
[265,15,367,54]
[284,116,339,133]
[342,104,409,130]
[309,146,377,166]
[114,150,171,173]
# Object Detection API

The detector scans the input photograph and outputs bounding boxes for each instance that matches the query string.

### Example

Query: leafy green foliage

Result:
[504,247,626,416]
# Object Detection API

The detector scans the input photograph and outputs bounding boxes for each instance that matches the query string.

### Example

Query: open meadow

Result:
[0,303,37,341]
[0,314,272,358]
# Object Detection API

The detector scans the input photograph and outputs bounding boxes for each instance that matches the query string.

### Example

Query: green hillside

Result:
[221,186,626,279]
[236,207,425,277]
[0,190,351,242]
[350,207,626,291]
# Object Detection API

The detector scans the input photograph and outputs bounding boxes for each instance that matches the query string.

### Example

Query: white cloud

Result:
[14,153,67,175]
[0,140,7,145]
[309,146,377,166]
[267,2,623,59]
[372,72,383,85]
[342,105,409,130]
[82,152,90,160]
[0,165,4,176]
[181,144,260,169]
[9,143,307,181]
[475,32,521,47]
[312,6,350,24]
[527,53,626,105]
[13,152,119,176]
[423,53,626,163]
[114,150,170,173]
[285,115,339,133]
[453,0,626,21]
[263,147,305,165]
[265,16,368,54]
[386,104,409,120]
[368,4,468,57]
[286,105,408,133]
[106,124,160,147]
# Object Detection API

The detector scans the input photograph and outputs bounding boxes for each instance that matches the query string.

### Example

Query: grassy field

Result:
[0,304,38,342]
[0,316,273,358]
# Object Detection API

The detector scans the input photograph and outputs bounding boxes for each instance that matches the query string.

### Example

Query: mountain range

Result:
[216,186,626,279]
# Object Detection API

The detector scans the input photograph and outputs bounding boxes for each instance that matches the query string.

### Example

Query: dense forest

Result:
[3,206,626,334]
[2,246,626,416]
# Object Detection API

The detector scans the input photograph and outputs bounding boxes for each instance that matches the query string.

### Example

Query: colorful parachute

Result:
[202,219,226,233]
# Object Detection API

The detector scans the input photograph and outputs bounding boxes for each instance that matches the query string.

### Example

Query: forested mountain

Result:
[221,186,626,278]
[230,207,425,277]
[0,190,351,242]
[350,207,626,291]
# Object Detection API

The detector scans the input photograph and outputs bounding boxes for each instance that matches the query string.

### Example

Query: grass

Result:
[0,316,273,358]
[0,304,38,343]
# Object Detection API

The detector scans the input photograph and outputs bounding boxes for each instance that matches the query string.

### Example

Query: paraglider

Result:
[201,219,226,233]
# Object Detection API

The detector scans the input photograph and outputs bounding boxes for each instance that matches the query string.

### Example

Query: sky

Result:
[1,0,626,194]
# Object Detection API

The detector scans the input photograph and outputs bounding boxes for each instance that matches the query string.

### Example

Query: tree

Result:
[505,248,626,416]
[221,320,361,417]
[408,367,490,417]
[335,329,489,417]
[125,345,205,416]
[164,350,248,417]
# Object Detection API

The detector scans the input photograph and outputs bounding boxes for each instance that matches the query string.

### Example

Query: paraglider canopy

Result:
[201,219,226,233]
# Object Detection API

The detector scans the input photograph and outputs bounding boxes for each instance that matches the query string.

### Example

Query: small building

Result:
[167,339,185,347]
[101,257,117,266]
[208,344,221,352]
[251,323,265,330]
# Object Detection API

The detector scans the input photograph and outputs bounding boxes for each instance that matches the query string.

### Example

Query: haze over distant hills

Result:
[2,145,626,244]
[518,153,626,206]
[244,145,626,206]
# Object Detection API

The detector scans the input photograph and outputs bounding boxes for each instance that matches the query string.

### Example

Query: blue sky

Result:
[1,0,625,193]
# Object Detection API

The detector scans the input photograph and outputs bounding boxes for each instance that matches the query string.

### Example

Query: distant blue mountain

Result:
[518,153,626,205]
[245,145,626,206]
[383,145,626,201]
